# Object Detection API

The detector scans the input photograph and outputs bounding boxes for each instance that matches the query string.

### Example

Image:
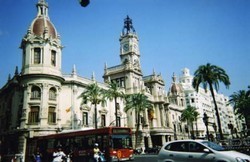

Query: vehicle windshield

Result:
[111,135,132,149]
[201,141,225,151]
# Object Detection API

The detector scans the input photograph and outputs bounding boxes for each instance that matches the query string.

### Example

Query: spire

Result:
[8,74,11,81]
[91,71,96,82]
[72,64,77,79]
[72,64,77,75]
[15,66,19,76]
[122,15,136,35]
[104,62,107,72]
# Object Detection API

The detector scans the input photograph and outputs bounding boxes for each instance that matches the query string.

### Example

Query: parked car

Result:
[158,139,250,162]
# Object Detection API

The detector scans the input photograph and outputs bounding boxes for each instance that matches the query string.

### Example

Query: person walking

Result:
[52,145,66,162]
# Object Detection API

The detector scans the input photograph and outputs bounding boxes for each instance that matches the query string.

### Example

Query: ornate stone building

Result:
[103,16,174,148]
[0,1,177,160]
[179,68,238,140]
[0,1,236,161]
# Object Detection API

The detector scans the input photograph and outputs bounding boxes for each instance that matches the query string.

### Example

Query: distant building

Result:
[179,68,239,140]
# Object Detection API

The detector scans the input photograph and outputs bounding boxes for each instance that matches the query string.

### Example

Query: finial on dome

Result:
[172,73,177,83]
[37,0,49,18]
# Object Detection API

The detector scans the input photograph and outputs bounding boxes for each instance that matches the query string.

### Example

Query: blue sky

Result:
[0,0,250,96]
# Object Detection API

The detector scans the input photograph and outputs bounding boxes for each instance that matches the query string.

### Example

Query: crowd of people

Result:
[33,143,103,162]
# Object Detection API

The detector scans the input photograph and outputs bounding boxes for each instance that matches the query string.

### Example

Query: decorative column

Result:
[40,83,49,127]
[20,84,29,129]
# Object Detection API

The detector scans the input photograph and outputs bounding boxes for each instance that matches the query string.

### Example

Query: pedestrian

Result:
[93,143,100,162]
[33,147,42,162]
[52,145,66,162]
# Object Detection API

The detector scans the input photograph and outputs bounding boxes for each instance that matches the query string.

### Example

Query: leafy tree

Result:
[229,86,250,135]
[181,106,199,139]
[192,63,230,140]
[103,81,125,127]
[79,82,105,129]
[124,92,153,148]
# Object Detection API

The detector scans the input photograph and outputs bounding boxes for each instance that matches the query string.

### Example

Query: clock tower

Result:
[120,16,141,72]
[103,16,143,94]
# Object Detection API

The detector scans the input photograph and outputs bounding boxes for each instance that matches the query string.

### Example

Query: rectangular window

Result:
[51,50,56,66]
[101,115,106,127]
[29,106,39,124]
[34,48,41,64]
[83,112,88,126]
[49,89,56,100]
[48,106,56,124]
[117,116,121,127]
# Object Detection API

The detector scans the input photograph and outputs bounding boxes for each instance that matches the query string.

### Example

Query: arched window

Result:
[31,86,41,100]
[48,106,56,124]
[29,106,39,124]
[49,87,56,100]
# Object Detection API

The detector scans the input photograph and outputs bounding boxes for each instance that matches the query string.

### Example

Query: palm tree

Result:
[78,82,105,129]
[181,106,199,139]
[229,87,250,135]
[124,92,153,148]
[192,63,230,140]
[103,81,124,127]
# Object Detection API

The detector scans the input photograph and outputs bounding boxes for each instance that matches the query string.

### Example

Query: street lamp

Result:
[203,112,209,140]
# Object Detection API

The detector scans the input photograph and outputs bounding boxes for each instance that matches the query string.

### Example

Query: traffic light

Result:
[79,0,90,7]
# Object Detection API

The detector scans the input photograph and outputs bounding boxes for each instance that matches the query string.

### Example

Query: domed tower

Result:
[18,0,64,131]
[168,73,185,106]
[20,0,62,77]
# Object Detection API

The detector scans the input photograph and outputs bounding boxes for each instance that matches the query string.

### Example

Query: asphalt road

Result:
[133,154,158,162]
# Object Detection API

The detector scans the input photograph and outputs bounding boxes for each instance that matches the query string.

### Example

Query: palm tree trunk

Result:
[94,103,97,129]
[115,97,118,127]
[209,83,224,140]
[191,122,194,139]
[135,111,140,148]
[196,120,199,138]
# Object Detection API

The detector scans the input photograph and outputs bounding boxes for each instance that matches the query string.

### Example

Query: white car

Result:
[158,139,250,162]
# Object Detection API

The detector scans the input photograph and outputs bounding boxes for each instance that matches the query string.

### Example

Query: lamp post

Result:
[203,112,209,140]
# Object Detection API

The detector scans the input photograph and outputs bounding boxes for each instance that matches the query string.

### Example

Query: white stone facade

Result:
[0,1,238,161]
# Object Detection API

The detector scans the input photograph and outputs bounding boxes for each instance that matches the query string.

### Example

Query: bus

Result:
[26,127,134,162]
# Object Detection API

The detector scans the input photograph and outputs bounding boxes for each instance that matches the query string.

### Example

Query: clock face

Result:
[123,44,129,52]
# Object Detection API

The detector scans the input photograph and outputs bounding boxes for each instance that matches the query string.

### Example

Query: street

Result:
[133,154,158,162]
